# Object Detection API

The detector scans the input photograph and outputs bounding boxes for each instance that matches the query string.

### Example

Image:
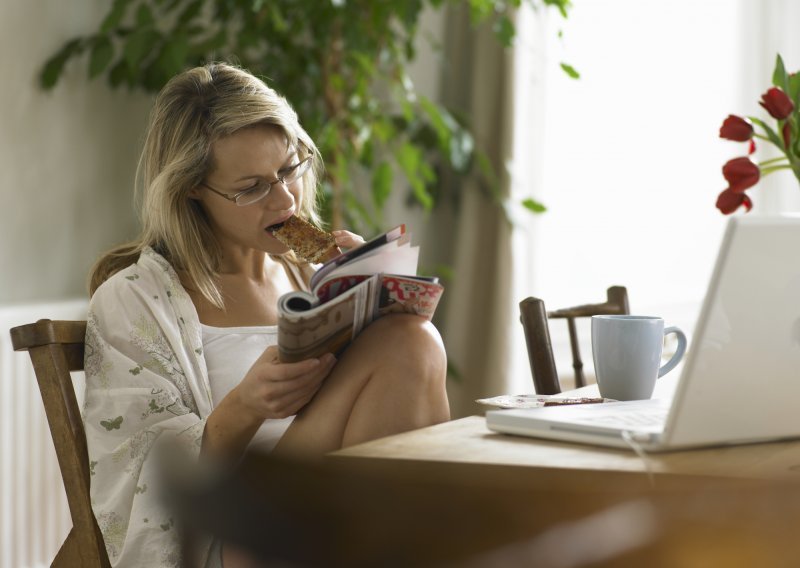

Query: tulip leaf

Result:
[750,117,787,153]
[789,72,800,109]
[772,54,789,92]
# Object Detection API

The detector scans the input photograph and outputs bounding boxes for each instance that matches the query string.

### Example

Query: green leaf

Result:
[493,14,515,48]
[521,197,547,213]
[176,0,204,24]
[396,143,433,210]
[108,59,131,87]
[39,39,83,89]
[430,263,455,282]
[344,190,378,233]
[419,96,451,154]
[89,36,114,78]
[157,34,189,78]
[543,0,571,19]
[789,71,800,108]
[372,119,396,143]
[270,4,288,32]
[100,0,131,33]
[750,116,787,152]
[40,54,68,89]
[772,54,789,91]
[136,3,155,27]
[446,360,462,383]
[560,62,580,79]
[124,29,161,68]
[372,162,393,209]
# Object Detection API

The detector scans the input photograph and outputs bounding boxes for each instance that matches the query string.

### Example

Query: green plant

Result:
[42,0,572,233]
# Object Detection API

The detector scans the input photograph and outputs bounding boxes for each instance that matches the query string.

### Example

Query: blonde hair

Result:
[89,63,323,308]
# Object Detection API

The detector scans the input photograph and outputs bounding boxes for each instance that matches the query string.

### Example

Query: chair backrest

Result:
[519,286,629,395]
[10,319,110,568]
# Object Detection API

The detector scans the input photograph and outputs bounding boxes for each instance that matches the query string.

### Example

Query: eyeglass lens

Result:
[236,157,311,206]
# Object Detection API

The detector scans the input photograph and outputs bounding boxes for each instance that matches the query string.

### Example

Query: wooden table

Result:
[329,376,800,491]
[325,395,800,565]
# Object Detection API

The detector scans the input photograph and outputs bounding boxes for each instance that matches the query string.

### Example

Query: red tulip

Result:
[759,87,794,119]
[783,121,791,149]
[748,139,756,155]
[716,189,753,215]
[719,115,754,141]
[722,157,760,192]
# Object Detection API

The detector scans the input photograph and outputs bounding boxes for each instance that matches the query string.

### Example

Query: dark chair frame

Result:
[519,286,629,394]
[10,319,110,568]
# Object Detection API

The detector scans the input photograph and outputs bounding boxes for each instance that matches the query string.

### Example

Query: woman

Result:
[84,62,450,567]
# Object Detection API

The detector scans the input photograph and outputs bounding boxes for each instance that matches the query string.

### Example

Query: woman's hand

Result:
[332,230,366,250]
[235,346,337,420]
[202,347,336,459]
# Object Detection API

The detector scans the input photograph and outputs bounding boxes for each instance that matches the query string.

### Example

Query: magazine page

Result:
[276,290,321,315]
[376,275,444,320]
[312,241,419,294]
[277,275,380,362]
[310,225,406,290]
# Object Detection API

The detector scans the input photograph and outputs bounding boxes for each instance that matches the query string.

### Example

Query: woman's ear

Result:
[187,186,203,200]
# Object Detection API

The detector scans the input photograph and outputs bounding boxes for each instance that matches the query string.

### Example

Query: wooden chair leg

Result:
[566,317,586,388]
[52,528,108,568]
[519,298,561,395]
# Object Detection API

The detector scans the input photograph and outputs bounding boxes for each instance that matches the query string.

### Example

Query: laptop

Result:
[487,215,800,451]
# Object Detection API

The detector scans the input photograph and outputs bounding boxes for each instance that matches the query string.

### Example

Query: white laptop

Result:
[487,215,800,451]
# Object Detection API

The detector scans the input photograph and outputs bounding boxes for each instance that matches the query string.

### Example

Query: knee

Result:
[363,315,447,377]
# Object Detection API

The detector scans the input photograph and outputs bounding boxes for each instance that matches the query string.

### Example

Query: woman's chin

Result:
[262,232,291,255]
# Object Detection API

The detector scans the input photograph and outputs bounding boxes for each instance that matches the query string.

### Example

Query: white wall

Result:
[0,1,152,305]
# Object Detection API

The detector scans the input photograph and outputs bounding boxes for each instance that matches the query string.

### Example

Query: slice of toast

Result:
[270,216,339,263]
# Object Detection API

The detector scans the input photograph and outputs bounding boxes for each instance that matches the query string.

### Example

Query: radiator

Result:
[0,300,88,568]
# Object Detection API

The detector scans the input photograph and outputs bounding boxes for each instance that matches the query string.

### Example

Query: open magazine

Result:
[277,225,444,362]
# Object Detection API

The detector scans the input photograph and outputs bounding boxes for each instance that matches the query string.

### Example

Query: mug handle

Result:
[658,326,687,378]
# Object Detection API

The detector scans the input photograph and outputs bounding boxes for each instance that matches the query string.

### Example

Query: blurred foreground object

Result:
[162,445,800,568]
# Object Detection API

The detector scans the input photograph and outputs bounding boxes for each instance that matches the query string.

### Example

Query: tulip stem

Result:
[760,164,792,175]
[758,156,790,166]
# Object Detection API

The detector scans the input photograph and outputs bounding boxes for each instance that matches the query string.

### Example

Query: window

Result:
[507,0,800,393]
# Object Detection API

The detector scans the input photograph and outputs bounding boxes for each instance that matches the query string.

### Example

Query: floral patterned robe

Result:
[83,247,214,566]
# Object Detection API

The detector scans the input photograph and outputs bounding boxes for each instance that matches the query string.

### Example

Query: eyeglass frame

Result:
[200,155,314,206]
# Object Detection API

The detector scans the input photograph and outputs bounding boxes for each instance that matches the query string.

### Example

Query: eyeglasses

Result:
[201,155,313,206]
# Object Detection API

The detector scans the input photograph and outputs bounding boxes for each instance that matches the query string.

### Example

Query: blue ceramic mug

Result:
[591,315,687,401]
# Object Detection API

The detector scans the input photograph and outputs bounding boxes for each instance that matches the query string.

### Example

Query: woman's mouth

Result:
[266,212,294,233]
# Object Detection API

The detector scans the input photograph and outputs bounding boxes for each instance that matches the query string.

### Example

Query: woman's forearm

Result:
[201,388,264,460]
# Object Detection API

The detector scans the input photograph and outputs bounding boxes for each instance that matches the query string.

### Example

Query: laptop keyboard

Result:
[585,408,668,429]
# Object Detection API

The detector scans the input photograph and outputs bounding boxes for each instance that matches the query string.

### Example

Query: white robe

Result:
[83,247,214,566]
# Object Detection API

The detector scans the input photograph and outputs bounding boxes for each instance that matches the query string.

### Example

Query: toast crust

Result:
[271,216,338,263]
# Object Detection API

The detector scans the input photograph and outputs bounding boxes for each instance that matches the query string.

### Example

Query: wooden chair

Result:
[519,286,629,394]
[10,319,110,568]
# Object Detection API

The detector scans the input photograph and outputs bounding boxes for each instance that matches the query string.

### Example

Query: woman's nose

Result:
[267,180,295,211]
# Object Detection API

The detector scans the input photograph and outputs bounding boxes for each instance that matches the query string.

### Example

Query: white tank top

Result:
[201,323,294,452]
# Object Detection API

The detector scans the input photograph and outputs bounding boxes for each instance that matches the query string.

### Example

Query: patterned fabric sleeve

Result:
[83,259,211,567]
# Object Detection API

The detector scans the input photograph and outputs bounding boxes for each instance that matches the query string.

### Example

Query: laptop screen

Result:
[666,215,800,446]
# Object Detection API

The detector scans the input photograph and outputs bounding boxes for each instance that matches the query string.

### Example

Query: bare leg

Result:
[273,314,449,457]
